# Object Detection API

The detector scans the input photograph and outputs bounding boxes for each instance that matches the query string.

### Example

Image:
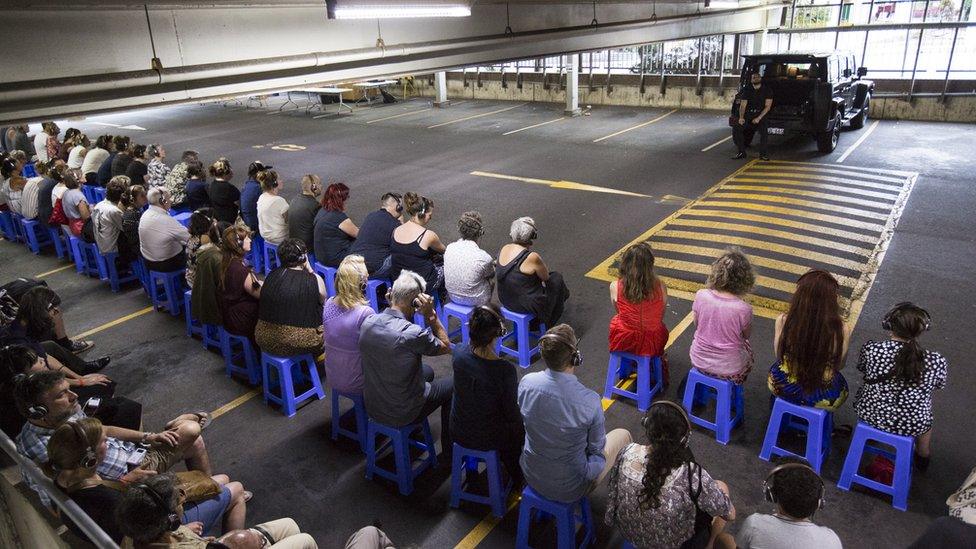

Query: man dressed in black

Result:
[732,72,773,160]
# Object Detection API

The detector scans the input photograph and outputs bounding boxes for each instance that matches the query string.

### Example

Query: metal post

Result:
[639,44,647,94]
[907,0,931,101]
[696,37,705,96]
[834,0,846,49]
[606,48,614,94]
[861,0,876,68]
[718,34,727,91]
[588,51,595,92]
[565,53,581,116]
[787,0,798,49]
[434,71,450,107]
[940,28,959,103]
[659,41,667,96]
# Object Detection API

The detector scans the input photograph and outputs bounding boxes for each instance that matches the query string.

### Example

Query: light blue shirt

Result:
[518,369,607,503]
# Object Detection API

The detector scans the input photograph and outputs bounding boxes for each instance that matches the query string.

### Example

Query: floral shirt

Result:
[606,444,732,549]
[164,161,190,205]
[146,158,171,188]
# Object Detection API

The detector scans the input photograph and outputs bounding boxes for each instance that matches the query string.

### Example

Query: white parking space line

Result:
[502,117,567,136]
[591,109,678,143]
[836,120,880,163]
[702,135,733,152]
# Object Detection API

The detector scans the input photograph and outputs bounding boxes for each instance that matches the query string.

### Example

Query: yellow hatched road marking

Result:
[698,201,885,232]
[721,185,895,209]
[655,229,867,272]
[764,159,915,178]
[35,264,74,278]
[658,276,788,318]
[750,166,907,185]
[656,257,797,294]
[708,193,889,221]
[650,242,860,288]
[731,177,901,199]
[683,209,878,244]
[667,218,873,257]
[592,109,678,142]
[428,103,527,128]
[734,172,903,193]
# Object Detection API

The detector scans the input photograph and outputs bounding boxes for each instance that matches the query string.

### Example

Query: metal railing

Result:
[0,430,119,549]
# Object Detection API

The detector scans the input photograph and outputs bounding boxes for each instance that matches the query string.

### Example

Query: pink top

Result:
[689,289,753,378]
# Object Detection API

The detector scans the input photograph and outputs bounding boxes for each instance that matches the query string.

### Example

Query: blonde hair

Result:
[707,247,755,296]
[257,169,279,192]
[334,255,368,310]
[42,418,103,478]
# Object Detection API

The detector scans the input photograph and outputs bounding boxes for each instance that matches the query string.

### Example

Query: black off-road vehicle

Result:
[730,51,874,153]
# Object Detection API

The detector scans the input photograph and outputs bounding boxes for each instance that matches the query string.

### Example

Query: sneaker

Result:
[71,340,95,354]
[731,152,746,159]
[81,356,111,374]
[759,153,770,161]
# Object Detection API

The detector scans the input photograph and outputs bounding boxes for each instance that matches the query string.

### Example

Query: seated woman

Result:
[769,270,851,412]
[313,182,358,268]
[208,158,240,224]
[118,184,147,265]
[855,302,947,470]
[190,221,230,332]
[1,154,26,216]
[124,144,149,186]
[181,161,212,212]
[185,209,218,287]
[60,171,90,237]
[15,285,97,355]
[323,255,373,395]
[609,242,669,374]
[217,225,261,344]
[444,211,494,307]
[139,187,190,273]
[255,239,325,357]
[390,192,446,301]
[256,169,289,246]
[606,400,736,549]
[46,419,249,543]
[689,248,755,384]
[496,216,570,328]
[450,305,524,485]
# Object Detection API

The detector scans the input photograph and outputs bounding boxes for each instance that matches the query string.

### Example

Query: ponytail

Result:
[893,338,926,384]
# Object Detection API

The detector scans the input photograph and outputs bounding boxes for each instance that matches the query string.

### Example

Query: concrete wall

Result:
[414,72,976,123]
[0,468,69,549]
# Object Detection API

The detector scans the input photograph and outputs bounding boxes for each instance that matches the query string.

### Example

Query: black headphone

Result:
[642,400,692,447]
[477,306,506,339]
[417,198,428,218]
[762,462,825,511]
[881,302,931,332]
[68,421,98,469]
[539,330,582,367]
[392,194,403,213]
[524,219,538,241]
[138,483,181,532]
[13,372,49,420]
[387,271,427,308]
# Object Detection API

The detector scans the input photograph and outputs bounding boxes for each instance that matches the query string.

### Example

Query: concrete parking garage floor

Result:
[2,97,973,548]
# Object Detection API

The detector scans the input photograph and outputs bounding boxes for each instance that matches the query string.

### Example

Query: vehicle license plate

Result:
[768,127,785,135]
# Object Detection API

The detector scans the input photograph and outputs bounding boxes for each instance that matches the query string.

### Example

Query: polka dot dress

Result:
[854,340,948,436]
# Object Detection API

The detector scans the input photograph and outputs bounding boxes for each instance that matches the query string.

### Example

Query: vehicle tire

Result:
[817,114,842,153]
[850,95,870,130]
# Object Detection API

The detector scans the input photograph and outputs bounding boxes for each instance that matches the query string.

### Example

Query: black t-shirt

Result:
[740,84,772,114]
[348,209,400,274]
[110,153,132,178]
[313,209,354,268]
[183,178,212,211]
[125,160,149,186]
[65,484,125,543]
[289,194,320,251]
[209,179,242,224]
[36,177,56,225]
[258,268,323,328]
[449,344,524,451]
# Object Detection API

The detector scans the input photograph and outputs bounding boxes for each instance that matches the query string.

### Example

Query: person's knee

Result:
[226,481,244,500]
[714,479,731,495]
[212,474,229,485]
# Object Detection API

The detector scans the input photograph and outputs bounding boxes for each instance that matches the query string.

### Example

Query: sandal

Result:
[191,411,212,430]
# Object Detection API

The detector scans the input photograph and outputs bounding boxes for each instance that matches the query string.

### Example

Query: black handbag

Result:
[680,461,713,549]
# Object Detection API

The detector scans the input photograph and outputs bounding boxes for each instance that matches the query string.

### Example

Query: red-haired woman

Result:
[313,182,359,267]
[768,270,851,411]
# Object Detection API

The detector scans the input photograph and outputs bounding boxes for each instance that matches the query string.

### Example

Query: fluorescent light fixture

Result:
[705,0,740,8]
[334,5,472,19]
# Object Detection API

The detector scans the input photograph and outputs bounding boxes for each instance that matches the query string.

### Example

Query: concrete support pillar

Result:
[434,71,450,107]
[565,53,581,116]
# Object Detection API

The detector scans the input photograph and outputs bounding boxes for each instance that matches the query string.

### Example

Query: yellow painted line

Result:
[470,170,653,199]
[655,230,867,272]
[502,117,567,135]
[764,160,915,179]
[731,177,900,199]
[721,185,894,210]
[837,119,881,163]
[592,109,678,143]
[71,306,154,340]
[708,193,889,221]
[365,107,432,124]
[427,103,527,128]
[650,241,860,288]
[210,389,262,420]
[734,172,903,193]
[454,493,522,549]
[656,257,797,294]
[697,200,885,232]
[682,209,878,244]
[35,264,75,278]
[602,311,695,411]
[667,218,873,257]
[701,135,733,152]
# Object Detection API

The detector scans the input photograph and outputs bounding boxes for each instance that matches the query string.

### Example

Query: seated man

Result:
[139,187,190,273]
[518,324,632,503]
[348,192,402,278]
[14,371,212,507]
[736,458,842,549]
[359,270,453,454]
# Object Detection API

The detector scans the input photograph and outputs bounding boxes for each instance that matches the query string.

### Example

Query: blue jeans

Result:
[182,485,231,536]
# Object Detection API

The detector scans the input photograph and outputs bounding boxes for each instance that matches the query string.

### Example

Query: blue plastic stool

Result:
[260,353,325,417]
[496,307,546,368]
[220,331,261,385]
[442,302,475,344]
[759,397,833,473]
[22,163,37,178]
[48,226,68,260]
[331,389,368,452]
[20,218,52,254]
[516,485,593,549]
[681,368,745,445]
[449,443,512,518]
[365,418,438,495]
[90,187,106,204]
[602,352,663,412]
[365,279,391,313]
[67,235,100,277]
[248,234,264,273]
[81,186,96,204]
[131,259,151,295]
[262,241,280,274]
[312,262,338,297]
[183,290,203,337]
[838,421,914,511]
[0,211,15,241]
[9,213,26,243]
[172,211,192,228]
[94,251,138,292]
[149,269,186,316]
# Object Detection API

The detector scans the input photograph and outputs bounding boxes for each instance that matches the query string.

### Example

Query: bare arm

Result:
[243,271,261,299]
[659,284,669,323]
[78,201,91,220]
[838,322,853,370]
[417,294,452,355]
[525,251,550,282]
[773,313,786,356]
[737,99,747,122]
[609,280,618,308]
[753,98,773,123]
[338,218,359,238]
[425,231,446,254]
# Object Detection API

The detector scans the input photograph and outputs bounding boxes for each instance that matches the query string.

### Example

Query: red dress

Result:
[608,280,669,358]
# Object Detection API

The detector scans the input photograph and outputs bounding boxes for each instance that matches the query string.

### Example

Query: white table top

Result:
[296,87,352,94]
[353,80,398,88]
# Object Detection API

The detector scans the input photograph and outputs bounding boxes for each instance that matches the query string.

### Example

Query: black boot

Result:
[81,356,111,374]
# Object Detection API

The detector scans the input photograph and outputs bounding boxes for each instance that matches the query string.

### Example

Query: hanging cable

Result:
[590,1,598,28]
[376,20,385,49]
[144,4,163,72]
[505,3,513,35]
[651,0,658,23]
